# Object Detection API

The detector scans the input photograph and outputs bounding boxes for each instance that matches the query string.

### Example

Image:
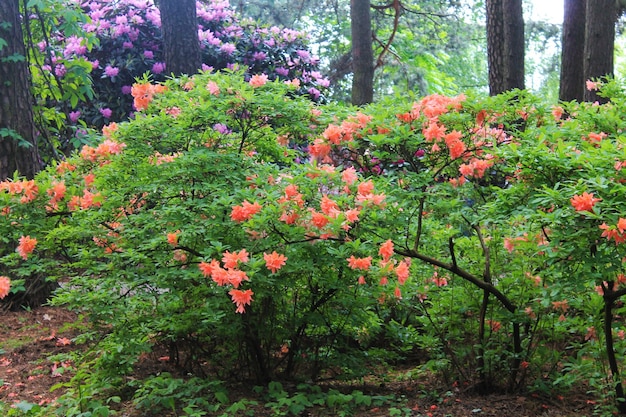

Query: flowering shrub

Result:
[38,0,329,132]
[5,66,626,414]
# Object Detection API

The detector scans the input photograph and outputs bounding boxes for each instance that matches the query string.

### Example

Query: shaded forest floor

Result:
[0,306,600,416]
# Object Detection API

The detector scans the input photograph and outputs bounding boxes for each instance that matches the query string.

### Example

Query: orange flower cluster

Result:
[309,112,372,162]
[230,200,262,222]
[249,73,269,87]
[68,188,103,211]
[229,289,254,314]
[570,192,601,212]
[131,82,167,111]
[17,235,37,260]
[0,179,39,203]
[264,251,287,273]
[0,276,10,299]
[80,139,126,164]
[46,180,67,211]
[599,218,626,244]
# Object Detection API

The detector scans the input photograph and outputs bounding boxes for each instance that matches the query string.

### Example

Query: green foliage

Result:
[6,68,626,415]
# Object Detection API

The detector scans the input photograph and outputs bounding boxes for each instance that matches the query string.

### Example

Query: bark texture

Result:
[0,0,41,180]
[486,0,525,95]
[502,0,524,91]
[559,0,586,102]
[351,0,374,105]
[583,0,616,103]
[156,0,202,76]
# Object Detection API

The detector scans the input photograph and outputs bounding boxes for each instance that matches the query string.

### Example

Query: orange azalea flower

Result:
[264,251,287,273]
[357,275,367,285]
[570,192,601,212]
[379,239,394,262]
[394,286,402,299]
[551,300,569,312]
[206,81,220,95]
[222,249,249,269]
[0,276,10,299]
[308,138,331,159]
[249,73,268,87]
[166,231,179,246]
[229,288,254,313]
[341,167,358,186]
[230,200,262,222]
[323,124,343,145]
[199,259,220,278]
[422,122,446,142]
[346,255,372,271]
[279,210,299,224]
[227,269,249,288]
[357,180,375,196]
[17,235,37,260]
[56,160,76,174]
[310,210,329,228]
[320,195,340,217]
[395,261,410,284]
[102,122,118,139]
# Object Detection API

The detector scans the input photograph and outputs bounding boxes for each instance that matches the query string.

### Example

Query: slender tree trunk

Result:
[486,0,506,95]
[0,0,40,180]
[156,0,202,77]
[583,0,616,103]
[559,0,586,102]
[486,0,524,95]
[351,0,374,105]
[502,0,524,90]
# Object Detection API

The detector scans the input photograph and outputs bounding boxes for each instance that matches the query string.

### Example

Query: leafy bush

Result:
[5,68,626,415]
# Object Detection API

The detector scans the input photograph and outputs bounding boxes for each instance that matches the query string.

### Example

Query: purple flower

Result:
[121,85,132,95]
[100,108,113,119]
[213,123,231,134]
[275,67,289,77]
[69,111,81,123]
[252,51,267,61]
[54,64,66,77]
[152,62,166,74]
[415,149,425,158]
[143,50,154,59]
[220,43,236,55]
[307,87,320,100]
[104,65,119,78]
[123,41,133,49]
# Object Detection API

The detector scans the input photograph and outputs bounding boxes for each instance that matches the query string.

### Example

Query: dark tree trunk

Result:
[503,0,524,90]
[559,0,586,102]
[351,0,374,105]
[0,0,41,180]
[486,0,525,95]
[156,0,202,77]
[486,0,506,95]
[583,0,616,103]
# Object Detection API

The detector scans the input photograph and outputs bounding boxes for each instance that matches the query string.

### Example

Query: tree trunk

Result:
[583,0,616,103]
[156,0,202,77]
[486,0,506,95]
[559,0,586,102]
[486,0,524,95]
[0,0,41,180]
[502,0,524,91]
[351,0,374,105]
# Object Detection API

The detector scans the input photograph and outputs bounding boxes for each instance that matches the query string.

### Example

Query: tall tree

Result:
[155,0,201,77]
[559,0,586,102]
[351,0,374,105]
[502,0,524,90]
[486,0,524,95]
[583,0,616,103]
[0,0,41,180]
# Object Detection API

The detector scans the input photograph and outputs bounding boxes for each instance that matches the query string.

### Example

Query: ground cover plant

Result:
[2,70,626,416]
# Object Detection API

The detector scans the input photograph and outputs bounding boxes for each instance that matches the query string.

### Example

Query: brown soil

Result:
[0,306,600,416]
